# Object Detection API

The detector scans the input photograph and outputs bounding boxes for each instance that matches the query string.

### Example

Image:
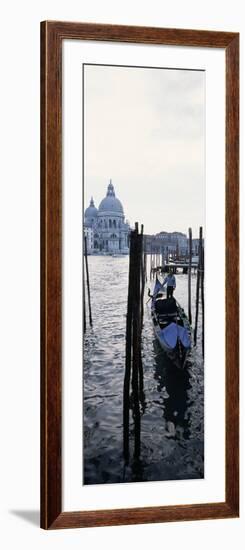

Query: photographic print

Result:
[83,63,205,485]
[41,21,239,529]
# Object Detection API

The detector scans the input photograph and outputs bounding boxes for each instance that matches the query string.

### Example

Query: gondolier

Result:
[162,272,176,299]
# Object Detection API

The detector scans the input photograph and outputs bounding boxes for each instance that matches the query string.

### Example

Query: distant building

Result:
[84,180,130,254]
[84,226,94,253]
[145,231,188,255]
[156,231,188,254]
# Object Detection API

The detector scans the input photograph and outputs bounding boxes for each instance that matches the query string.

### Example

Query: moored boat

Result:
[149,276,191,369]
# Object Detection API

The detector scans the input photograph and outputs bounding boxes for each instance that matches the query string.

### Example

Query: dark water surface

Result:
[84,256,204,484]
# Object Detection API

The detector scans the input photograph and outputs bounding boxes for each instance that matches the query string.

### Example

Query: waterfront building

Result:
[84,180,130,254]
[156,231,188,254]
[145,231,188,255]
[84,226,94,253]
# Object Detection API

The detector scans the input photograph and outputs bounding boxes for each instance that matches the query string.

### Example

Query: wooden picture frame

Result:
[40,20,239,529]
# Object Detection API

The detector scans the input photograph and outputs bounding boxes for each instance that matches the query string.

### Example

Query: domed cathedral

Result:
[84,180,130,254]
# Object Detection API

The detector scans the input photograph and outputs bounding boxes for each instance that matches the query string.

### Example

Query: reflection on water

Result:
[153,345,191,440]
[84,256,204,484]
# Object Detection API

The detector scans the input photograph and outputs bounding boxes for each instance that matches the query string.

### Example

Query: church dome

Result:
[85,197,98,219]
[98,181,123,214]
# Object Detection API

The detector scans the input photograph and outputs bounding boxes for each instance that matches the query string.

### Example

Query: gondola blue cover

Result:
[159,322,191,350]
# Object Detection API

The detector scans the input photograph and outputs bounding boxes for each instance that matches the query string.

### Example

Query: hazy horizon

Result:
[84,64,205,238]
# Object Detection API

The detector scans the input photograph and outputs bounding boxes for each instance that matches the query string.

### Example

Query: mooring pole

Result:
[143,252,147,283]
[188,228,192,324]
[83,273,86,333]
[161,248,164,271]
[132,223,142,459]
[138,228,144,393]
[123,228,135,462]
[150,245,152,280]
[194,227,202,345]
[124,222,145,462]
[201,242,205,358]
[84,236,92,326]
[140,226,145,329]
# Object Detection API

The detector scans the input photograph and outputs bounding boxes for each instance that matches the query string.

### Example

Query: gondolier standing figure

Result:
[162,272,176,299]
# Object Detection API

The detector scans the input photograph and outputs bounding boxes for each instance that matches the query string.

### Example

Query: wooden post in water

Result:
[176,241,179,261]
[123,222,145,462]
[83,273,86,333]
[143,252,147,283]
[140,238,145,389]
[140,226,145,329]
[132,223,142,459]
[83,235,86,333]
[123,227,135,462]
[188,228,192,325]
[194,227,202,345]
[84,236,92,326]
[150,245,153,280]
[201,242,205,358]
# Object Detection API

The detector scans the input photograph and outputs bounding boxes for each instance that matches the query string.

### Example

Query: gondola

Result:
[149,276,191,369]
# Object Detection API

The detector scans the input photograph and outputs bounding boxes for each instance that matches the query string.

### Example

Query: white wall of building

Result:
[84,227,94,252]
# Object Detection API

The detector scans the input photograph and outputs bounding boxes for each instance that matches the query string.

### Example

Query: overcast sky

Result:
[84,64,205,237]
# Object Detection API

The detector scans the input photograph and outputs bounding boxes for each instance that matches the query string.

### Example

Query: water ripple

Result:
[84,256,204,484]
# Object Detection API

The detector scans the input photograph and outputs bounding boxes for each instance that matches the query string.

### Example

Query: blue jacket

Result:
[163,274,176,288]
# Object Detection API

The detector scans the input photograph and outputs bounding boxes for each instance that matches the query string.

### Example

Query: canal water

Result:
[84,256,204,484]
